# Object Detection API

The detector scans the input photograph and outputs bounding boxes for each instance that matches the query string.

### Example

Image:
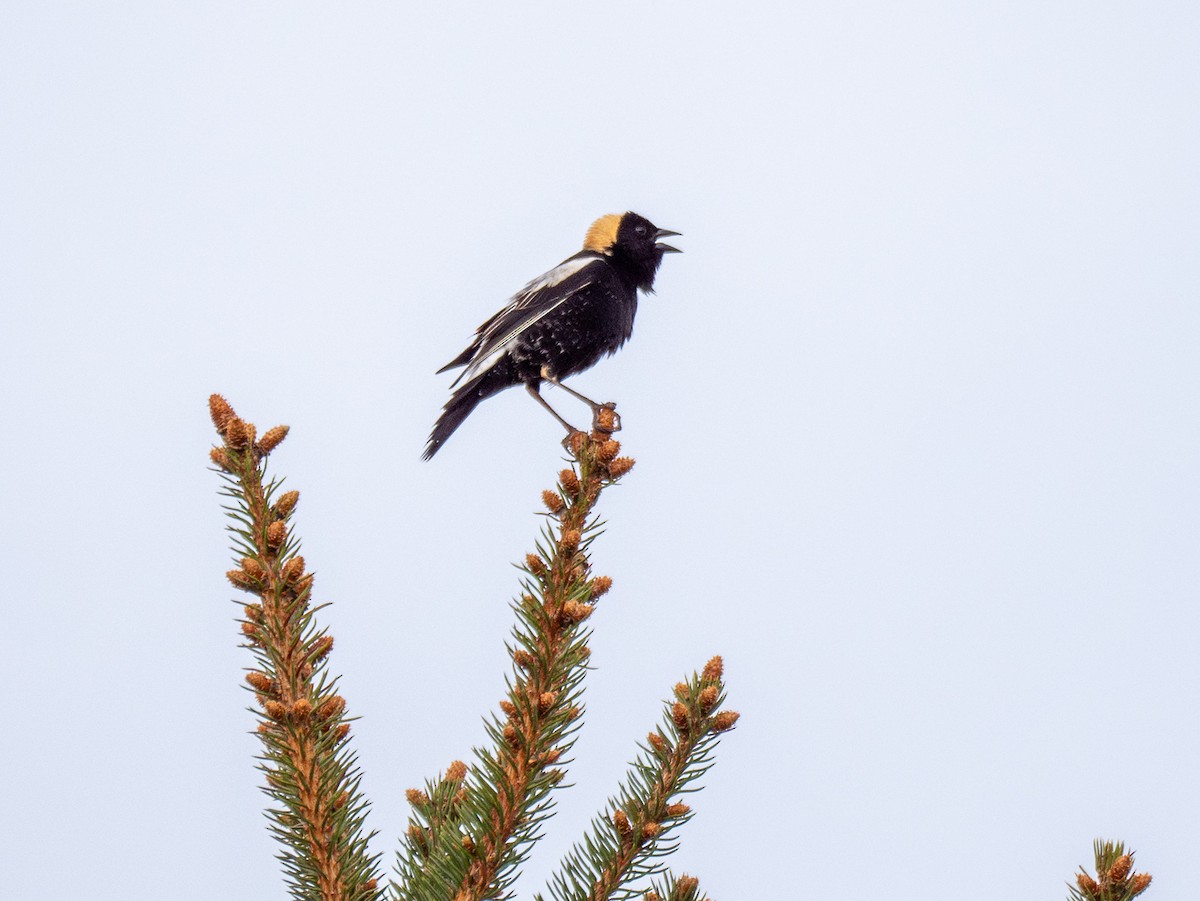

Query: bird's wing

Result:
[453,254,604,386]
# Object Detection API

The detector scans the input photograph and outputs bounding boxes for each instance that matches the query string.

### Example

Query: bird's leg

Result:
[525,382,582,438]
[544,376,621,433]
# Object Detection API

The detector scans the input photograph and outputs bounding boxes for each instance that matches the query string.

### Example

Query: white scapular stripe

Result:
[514,256,595,298]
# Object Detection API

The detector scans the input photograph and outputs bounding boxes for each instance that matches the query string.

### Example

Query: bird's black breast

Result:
[510,266,638,381]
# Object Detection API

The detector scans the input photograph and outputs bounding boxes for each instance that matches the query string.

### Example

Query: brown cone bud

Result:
[225,418,252,449]
[559,468,580,494]
[595,406,618,432]
[317,695,346,720]
[642,821,662,839]
[240,557,265,579]
[561,601,595,623]
[499,700,518,719]
[613,809,632,838]
[209,447,234,471]
[282,556,306,582]
[245,671,273,693]
[541,490,565,514]
[244,604,263,621]
[567,431,586,456]
[608,456,636,479]
[1130,873,1152,895]
[712,710,741,732]
[589,575,613,598]
[560,529,581,552]
[525,553,547,576]
[256,425,289,456]
[1076,873,1099,896]
[240,622,258,638]
[677,875,699,897]
[311,635,334,661]
[294,573,314,596]
[666,803,691,817]
[446,760,467,782]
[333,723,350,741]
[513,649,535,669]
[1109,855,1133,882]
[538,691,558,714]
[273,490,300,518]
[266,520,286,548]
[673,682,688,700]
[209,394,237,432]
[227,570,256,592]
[405,788,430,807]
[671,702,689,731]
[702,655,724,682]
[595,439,620,463]
[699,685,719,714]
[503,723,519,747]
[647,732,666,754]
[291,699,312,718]
[264,700,287,721]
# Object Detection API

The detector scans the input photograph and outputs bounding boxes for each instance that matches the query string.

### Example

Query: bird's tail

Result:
[422,369,508,460]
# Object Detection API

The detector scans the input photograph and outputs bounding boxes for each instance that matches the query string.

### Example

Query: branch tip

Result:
[701,656,724,682]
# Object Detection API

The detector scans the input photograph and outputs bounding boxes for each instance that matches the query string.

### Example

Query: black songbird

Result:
[423,212,680,459]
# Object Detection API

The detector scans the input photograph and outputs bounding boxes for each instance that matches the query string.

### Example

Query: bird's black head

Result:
[582,211,681,291]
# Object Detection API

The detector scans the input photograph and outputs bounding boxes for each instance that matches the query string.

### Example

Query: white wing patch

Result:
[513,256,595,298]
[456,256,598,385]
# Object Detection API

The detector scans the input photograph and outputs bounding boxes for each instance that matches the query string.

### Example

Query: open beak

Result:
[654,227,682,254]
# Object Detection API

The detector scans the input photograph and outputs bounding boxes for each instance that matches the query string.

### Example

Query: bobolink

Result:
[423,211,680,459]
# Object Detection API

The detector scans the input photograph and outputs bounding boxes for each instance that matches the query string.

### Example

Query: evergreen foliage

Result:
[1069,840,1152,901]
[210,396,383,900]
[208,397,740,901]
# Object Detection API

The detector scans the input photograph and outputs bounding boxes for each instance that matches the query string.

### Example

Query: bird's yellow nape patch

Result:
[582,213,622,253]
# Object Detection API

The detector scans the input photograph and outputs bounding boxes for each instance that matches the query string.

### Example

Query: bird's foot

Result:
[562,429,588,455]
[591,403,621,435]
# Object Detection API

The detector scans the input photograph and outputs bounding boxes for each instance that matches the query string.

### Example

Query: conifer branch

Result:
[394,415,636,901]
[1069,840,1152,901]
[642,873,709,901]
[209,394,383,901]
[537,657,739,901]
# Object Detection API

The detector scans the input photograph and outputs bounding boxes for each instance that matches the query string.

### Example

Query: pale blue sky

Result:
[2,3,1197,898]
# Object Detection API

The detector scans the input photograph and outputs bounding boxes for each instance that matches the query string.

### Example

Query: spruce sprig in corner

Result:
[536,657,739,901]
[1069,840,1152,901]
[210,394,382,901]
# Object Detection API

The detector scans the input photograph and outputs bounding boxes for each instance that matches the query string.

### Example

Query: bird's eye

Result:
[634,224,648,236]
